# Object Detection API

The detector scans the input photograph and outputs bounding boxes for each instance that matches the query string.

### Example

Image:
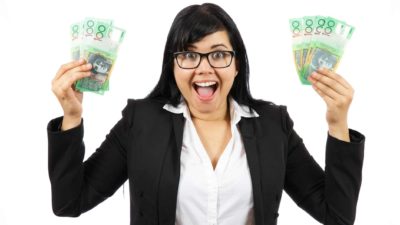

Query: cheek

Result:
[222,79,235,94]
[220,71,237,92]
[174,67,192,92]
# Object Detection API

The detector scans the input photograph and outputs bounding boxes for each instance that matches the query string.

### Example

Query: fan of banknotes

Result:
[289,16,355,85]
[70,18,126,94]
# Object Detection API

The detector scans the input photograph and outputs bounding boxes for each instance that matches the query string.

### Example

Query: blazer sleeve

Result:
[47,101,134,217]
[281,106,365,225]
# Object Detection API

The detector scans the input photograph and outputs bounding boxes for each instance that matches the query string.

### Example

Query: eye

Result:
[211,51,227,60]
[182,52,198,60]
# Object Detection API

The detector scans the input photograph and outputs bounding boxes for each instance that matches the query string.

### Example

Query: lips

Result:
[193,81,218,101]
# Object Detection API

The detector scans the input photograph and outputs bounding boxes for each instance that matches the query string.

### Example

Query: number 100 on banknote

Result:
[70,18,125,94]
[289,16,354,85]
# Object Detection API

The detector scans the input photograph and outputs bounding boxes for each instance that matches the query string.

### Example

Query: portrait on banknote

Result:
[88,53,112,83]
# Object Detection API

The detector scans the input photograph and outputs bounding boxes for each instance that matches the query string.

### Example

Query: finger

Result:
[317,68,352,90]
[71,84,84,96]
[55,71,92,94]
[53,62,91,87]
[309,74,342,101]
[64,71,92,89]
[69,62,93,74]
[309,71,348,96]
[55,59,87,80]
[311,82,335,105]
[53,62,92,86]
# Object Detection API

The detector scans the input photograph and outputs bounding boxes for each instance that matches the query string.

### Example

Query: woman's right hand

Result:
[51,59,92,130]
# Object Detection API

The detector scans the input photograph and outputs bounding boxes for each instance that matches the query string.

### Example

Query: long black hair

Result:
[147,3,263,108]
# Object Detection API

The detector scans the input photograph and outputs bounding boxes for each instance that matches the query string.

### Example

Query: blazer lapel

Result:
[157,113,267,224]
[157,113,185,224]
[238,118,265,225]
[172,114,184,153]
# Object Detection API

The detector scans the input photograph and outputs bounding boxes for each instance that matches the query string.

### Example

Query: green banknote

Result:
[70,18,125,94]
[289,18,305,82]
[289,16,355,85]
[70,22,82,60]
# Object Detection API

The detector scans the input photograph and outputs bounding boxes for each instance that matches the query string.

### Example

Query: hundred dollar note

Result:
[289,16,355,85]
[73,18,125,94]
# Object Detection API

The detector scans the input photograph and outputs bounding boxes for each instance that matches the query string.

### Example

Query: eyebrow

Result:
[210,44,229,49]
[186,43,229,50]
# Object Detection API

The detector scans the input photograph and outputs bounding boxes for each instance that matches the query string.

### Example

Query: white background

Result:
[0,0,399,224]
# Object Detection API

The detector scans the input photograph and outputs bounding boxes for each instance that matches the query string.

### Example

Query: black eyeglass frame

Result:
[173,50,236,69]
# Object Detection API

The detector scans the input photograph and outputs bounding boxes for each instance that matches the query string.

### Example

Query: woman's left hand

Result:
[308,68,354,142]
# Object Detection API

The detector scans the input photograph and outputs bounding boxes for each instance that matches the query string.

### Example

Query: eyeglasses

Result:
[174,50,236,69]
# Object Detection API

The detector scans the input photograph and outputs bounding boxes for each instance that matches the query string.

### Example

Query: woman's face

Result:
[174,30,237,117]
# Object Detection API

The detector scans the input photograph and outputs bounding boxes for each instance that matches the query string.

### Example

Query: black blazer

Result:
[47,99,365,225]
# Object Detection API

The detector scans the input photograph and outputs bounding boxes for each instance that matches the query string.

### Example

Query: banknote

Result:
[289,16,355,85]
[76,48,115,94]
[303,17,354,82]
[70,22,82,60]
[289,18,307,84]
[71,18,125,94]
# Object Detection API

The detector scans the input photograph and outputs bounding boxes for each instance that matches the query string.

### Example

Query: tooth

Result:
[195,81,216,87]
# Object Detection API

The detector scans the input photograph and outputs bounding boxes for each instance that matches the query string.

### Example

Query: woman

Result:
[48,3,365,225]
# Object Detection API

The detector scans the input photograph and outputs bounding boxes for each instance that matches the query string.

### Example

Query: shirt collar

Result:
[163,98,259,124]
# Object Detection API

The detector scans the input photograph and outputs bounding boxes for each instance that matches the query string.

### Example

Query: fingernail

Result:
[79,58,85,63]
[86,63,92,68]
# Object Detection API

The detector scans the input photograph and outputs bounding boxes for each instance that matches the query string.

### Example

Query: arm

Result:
[308,67,354,142]
[282,109,365,225]
[284,68,365,224]
[47,103,132,217]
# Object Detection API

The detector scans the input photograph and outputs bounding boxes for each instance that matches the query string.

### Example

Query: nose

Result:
[195,55,213,74]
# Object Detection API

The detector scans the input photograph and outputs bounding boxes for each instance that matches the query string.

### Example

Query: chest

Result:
[191,119,232,168]
[176,119,254,224]
[126,114,288,224]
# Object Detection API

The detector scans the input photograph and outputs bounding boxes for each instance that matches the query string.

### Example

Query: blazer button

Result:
[139,191,144,197]
[139,211,144,217]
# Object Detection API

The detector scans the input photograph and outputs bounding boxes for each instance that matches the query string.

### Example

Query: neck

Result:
[189,100,230,122]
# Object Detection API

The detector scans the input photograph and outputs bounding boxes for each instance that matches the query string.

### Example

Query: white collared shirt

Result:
[163,99,259,225]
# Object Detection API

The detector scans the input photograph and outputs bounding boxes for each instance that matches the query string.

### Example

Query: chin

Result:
[193,100,216,112]
[193,96,226,115]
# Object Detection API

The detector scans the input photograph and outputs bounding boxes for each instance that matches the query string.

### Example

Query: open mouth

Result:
[193,81,218,100]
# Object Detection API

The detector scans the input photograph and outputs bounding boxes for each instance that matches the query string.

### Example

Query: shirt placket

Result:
[207,170,218,225]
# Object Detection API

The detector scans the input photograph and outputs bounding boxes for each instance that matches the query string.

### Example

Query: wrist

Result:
[61,115,82,131]
[328,122,350,142]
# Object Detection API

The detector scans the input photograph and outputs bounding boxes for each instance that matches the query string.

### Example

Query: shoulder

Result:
[250,100,292,133]
[251,100,286,119]
[126,98,167,112]
[125,98,171,116]
[121,98,172,126]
